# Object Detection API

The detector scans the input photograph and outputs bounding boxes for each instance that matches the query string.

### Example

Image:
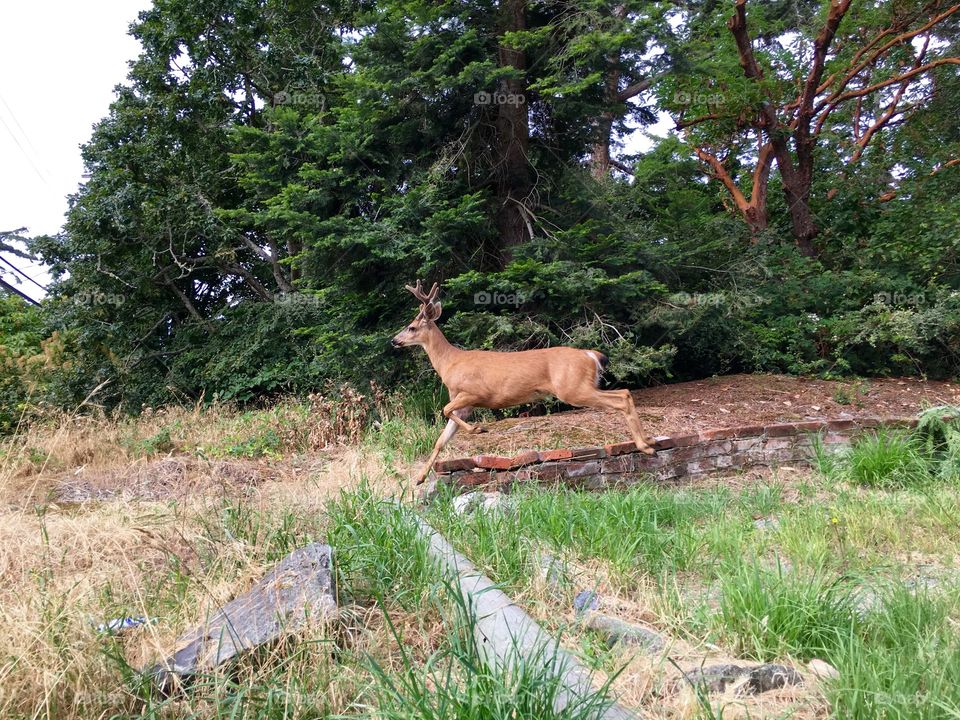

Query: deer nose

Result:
[390,338,402,348]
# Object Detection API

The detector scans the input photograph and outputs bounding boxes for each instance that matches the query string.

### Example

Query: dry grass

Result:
[6,395,957,718]
[0,396,424,720]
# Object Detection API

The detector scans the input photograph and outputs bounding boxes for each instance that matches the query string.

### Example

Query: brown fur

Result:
[392,281,655,485]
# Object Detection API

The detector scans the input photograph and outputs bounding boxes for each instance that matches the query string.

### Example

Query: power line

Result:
[0,89,50,179]
[0,276,40,306]
[0,108,48,186]
[0,255,48,292]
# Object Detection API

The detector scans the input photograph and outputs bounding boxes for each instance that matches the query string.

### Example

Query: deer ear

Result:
[424,301,442,321]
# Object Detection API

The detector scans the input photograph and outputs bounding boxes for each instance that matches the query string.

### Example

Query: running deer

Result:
[391,281,655,485]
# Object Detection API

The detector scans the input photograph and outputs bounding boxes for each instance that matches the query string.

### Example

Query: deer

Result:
[391,280,655,485]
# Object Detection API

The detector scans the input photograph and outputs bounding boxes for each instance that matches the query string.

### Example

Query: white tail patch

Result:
[584,351,603,385]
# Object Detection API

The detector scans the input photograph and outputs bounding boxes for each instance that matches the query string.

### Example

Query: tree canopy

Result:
[3,0,960,417]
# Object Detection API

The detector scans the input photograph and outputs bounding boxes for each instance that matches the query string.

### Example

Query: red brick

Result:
[602,455,636,474]
[764,422,797,437]
[855,416,883,428]
[604,441,639,457]
[794,420,830,433]
[434,457,476,473]
[565,460,602,478]
[571,446,607,460]
[732,424,767,438]
[527,462,566,481]
[701,427,747,441]
[826,419,858,431]
[733,437,764,452]
[880,417,918,428]
[508,450,540,469]
[652,465,682,482]
[686,457,718,475]
[472,454,515,470]
[653,433,699,450]
[702,440,733,457]
[538,449,574,462]
[764,437,795,451]
[451,470,496,488]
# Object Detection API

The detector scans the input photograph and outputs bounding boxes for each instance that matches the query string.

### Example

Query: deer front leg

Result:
[415,404,475,485]
[415,418,460,485]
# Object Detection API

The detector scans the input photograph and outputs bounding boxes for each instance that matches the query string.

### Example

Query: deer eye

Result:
[408,325,416,332]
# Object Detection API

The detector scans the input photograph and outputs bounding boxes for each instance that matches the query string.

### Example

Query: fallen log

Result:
[410,514,641,720]
[147,543,337,693]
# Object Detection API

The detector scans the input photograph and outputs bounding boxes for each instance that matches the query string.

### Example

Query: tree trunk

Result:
[783,185,818,257]
[784,133,818,257]
[591,111,614,179]
[494,0,531,266]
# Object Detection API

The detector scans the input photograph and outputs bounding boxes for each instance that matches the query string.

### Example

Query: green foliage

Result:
[0,297,44,432]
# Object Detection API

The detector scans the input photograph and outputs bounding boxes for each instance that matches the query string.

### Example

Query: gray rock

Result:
[681,663,803,696]
[573,590,599,615]
[753,517,780,532]
[581,612,666,653]
[452,491,508,515]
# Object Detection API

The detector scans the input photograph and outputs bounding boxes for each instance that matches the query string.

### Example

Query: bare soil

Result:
[451,373,960,457]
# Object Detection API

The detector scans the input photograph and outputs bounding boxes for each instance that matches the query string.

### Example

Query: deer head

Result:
[391,280,442,348]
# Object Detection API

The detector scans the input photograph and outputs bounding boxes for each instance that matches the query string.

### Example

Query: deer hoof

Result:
[637,442,656,455]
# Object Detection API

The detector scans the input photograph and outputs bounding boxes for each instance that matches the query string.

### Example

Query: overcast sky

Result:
[0,3,670,304]
[0,0,147,301]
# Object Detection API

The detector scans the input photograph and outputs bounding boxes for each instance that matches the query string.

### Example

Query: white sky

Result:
[0,2,671,304]
[0,0,147,301]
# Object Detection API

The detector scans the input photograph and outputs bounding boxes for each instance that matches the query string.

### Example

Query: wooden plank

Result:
[147,543,337,692]
[410,515,641,720]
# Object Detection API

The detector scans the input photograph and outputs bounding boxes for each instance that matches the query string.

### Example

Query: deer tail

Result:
[584,350,608,386]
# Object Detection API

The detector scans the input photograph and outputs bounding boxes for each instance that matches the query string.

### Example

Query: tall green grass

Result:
[326,483,437,607]
[817,408,960,489]
[367,580,622,720]
[715,558,857,661]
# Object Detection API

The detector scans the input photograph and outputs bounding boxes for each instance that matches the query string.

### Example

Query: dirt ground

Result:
[451,373,960,457]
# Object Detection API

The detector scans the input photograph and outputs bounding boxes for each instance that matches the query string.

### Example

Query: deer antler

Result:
[405,280,439,306]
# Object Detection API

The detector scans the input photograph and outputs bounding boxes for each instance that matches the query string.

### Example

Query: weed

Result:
[716,558,857,661]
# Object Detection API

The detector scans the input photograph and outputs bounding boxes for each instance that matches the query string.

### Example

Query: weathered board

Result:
[410,515,641,720]
[147,543,337,692]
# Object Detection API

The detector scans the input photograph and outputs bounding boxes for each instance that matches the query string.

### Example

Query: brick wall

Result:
[433,416,918,491]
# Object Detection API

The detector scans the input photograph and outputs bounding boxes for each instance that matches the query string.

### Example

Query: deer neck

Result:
[421,324,460,382]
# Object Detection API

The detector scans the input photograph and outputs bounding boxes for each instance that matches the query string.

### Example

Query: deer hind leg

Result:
[415,406,473,486]
[556,387,654,455]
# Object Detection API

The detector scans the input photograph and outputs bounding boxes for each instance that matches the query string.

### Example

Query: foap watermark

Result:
[873,291,927,307]
[673,90,726,106]
[474,289,530,307]
[74,291,126,307]
[474,90,526,106]
[273,88,326,110]
[275,292,324,307]
[670,291,764,309]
